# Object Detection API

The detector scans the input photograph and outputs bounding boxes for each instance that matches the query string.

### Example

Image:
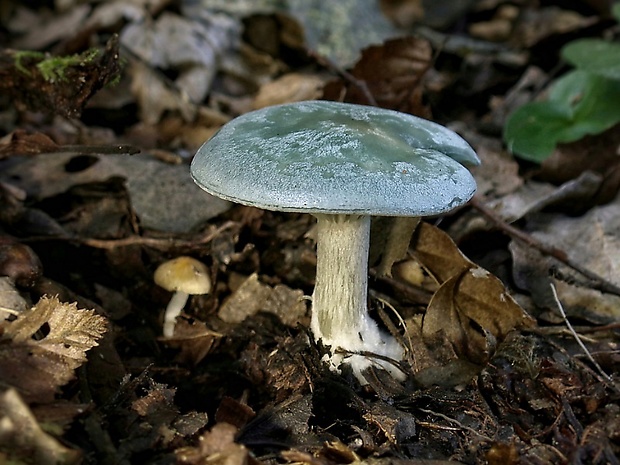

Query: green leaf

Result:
[504,70,620,162]
[612,3,620,22]
[561,39,620,80]
[504,101,572,162]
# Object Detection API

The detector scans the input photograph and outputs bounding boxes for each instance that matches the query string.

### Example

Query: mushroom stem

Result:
[163,290,189,338]
[311,214,404,380]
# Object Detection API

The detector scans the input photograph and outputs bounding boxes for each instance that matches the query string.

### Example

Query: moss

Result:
[14,48,101,83]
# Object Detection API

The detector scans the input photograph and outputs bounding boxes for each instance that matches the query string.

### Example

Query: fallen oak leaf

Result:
[422,272,471,358]
[0,295,107,403]
[413,222,534,366]
[411,221,471,283]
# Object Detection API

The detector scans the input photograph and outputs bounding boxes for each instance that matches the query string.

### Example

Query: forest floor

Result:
[0,1,619,464]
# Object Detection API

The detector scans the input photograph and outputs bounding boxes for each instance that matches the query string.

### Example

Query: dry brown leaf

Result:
[176,422,253,465]
[468,5,518,42]
[218,273,306,326]
[422,273,471,357]
[163,318,223,366]
[128,61,197,124]
[0,130,59,157]
[322,36,433,116]
[411,221,471,283]
[538,125,620,206]
[413,222,533,365]
[253,73,326,109]
[0,295,107,403]
[380,0,425,28]
[423,267,531,364]
[0,388,81,465]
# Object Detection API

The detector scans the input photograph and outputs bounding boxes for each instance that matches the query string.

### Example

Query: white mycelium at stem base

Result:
[310,213,405,381]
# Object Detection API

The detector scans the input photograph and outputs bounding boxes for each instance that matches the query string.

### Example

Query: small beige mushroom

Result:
[154,256,211,338]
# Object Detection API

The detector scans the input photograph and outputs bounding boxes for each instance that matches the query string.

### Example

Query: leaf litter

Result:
[0,0,619,464]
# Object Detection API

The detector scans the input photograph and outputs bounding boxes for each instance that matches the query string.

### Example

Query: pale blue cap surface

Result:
[191,101,479,216]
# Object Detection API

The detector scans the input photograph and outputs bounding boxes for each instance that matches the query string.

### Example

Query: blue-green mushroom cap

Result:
[191,101,479,216]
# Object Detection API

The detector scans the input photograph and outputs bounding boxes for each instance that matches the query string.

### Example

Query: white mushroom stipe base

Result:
[190,100,480,382]
[311,214,404,380]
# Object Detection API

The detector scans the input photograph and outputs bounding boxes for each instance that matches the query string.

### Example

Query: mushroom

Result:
[190,101,479,381]
[154,256,211,338]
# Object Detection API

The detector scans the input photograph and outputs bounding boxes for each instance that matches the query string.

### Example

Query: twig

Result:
[369,268,433,305]
[305,48,378,106]
[25,221,237,252]
[78,221,236,251]
[470,196,620,297]
[549,283,613,384]
[417,408,493,441]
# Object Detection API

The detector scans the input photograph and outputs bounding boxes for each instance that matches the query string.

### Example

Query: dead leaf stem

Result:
[471,196,620,297]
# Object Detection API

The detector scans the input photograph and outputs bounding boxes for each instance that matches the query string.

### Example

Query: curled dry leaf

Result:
[0,295,107,403]
[412,222,533,365]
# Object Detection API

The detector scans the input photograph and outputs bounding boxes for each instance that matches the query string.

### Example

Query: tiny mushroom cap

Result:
[191,100,480,381]
[154,256,211,338]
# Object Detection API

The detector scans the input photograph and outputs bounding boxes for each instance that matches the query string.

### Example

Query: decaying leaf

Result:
[122,378,209,453]
[322,36,433,115]
[0,130,59,157]
[0,35,121,118]
[121,10,238,123]
[412,222,533,366]
[176,422,255,465]
[253,72,326,109]
[380,0,425,28]
[164,318,223,366]
[0,151,231,233]
[411,221,471,282]
[218,273,306,326]
[0,295,107,403]
[0,388,81,465]
[511,193,620,323]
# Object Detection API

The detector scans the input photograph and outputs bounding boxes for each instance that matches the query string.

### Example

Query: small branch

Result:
[417,408,493,441]
[25,221,237,252]
[305,48,378,106]
[470,196,620,297]
[79,221,236,251]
